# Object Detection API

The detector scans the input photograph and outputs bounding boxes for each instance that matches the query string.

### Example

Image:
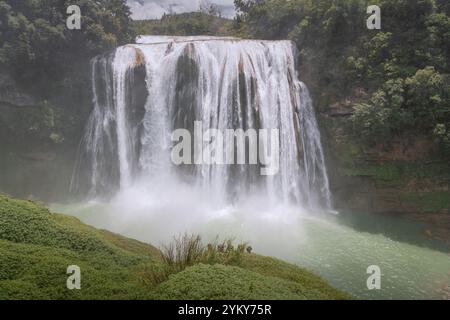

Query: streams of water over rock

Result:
[71,36,331,210]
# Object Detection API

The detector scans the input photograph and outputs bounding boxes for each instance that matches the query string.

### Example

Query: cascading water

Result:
[71,36,332,210]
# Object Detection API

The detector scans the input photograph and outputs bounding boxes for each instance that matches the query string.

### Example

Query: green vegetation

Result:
[151,263,347,300]
[0,0,134,86]
[132,12,233,37]
[161,235,250,271]
[0,0,135,156]
[141,234,252,287]
[0,99,68,150]
[146,238,350,299]
[233,0,450,157]
[0,194,350,300]
[401,191,450,213]
[344,161,450,183]
[352,67,450,152]
[0,193,160,299]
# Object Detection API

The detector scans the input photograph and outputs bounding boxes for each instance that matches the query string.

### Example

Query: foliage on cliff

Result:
[0,0,134,87]
[233,0,450,157]
[0,194,350,300]
[0,0,136,167]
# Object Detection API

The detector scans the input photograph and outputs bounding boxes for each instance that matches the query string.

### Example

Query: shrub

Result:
[141,234,251,287]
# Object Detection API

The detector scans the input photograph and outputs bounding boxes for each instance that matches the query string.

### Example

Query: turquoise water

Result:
[52,201,450,300]
[294,214,450,299]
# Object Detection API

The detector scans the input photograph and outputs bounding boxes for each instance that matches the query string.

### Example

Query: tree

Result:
[0,0,135,86]
[200,0,222,17]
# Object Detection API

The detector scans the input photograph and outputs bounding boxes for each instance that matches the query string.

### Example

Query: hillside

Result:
[132,12,234,37]
[0,194,350,300]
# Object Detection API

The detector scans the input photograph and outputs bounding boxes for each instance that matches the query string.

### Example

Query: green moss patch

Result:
[343,161,450,187]
[401,192,450,213]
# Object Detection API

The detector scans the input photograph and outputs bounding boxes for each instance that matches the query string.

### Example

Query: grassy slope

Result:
[0,194,350,300]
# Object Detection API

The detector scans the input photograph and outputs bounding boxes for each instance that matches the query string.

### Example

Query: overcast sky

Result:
[127,0,236,20]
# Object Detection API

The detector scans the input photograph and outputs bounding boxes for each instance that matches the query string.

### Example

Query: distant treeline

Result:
[132,12,233,37]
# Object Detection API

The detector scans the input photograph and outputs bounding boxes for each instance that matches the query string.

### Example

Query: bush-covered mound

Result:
[0,194,350,300]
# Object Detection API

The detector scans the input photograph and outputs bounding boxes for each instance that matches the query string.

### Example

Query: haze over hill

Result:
[127,0,236,20]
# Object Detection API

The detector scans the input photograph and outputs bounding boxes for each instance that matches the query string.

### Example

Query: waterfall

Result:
[71,36,332,210]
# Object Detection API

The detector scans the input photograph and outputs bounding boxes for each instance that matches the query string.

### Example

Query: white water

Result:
[114,47,136,188]
[72,36,332,209]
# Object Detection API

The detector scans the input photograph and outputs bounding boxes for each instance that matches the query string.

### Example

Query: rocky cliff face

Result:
[0,69,89,202]
[320,95,450,244]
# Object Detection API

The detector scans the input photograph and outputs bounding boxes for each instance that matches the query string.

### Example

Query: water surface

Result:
[52,197,450,300]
